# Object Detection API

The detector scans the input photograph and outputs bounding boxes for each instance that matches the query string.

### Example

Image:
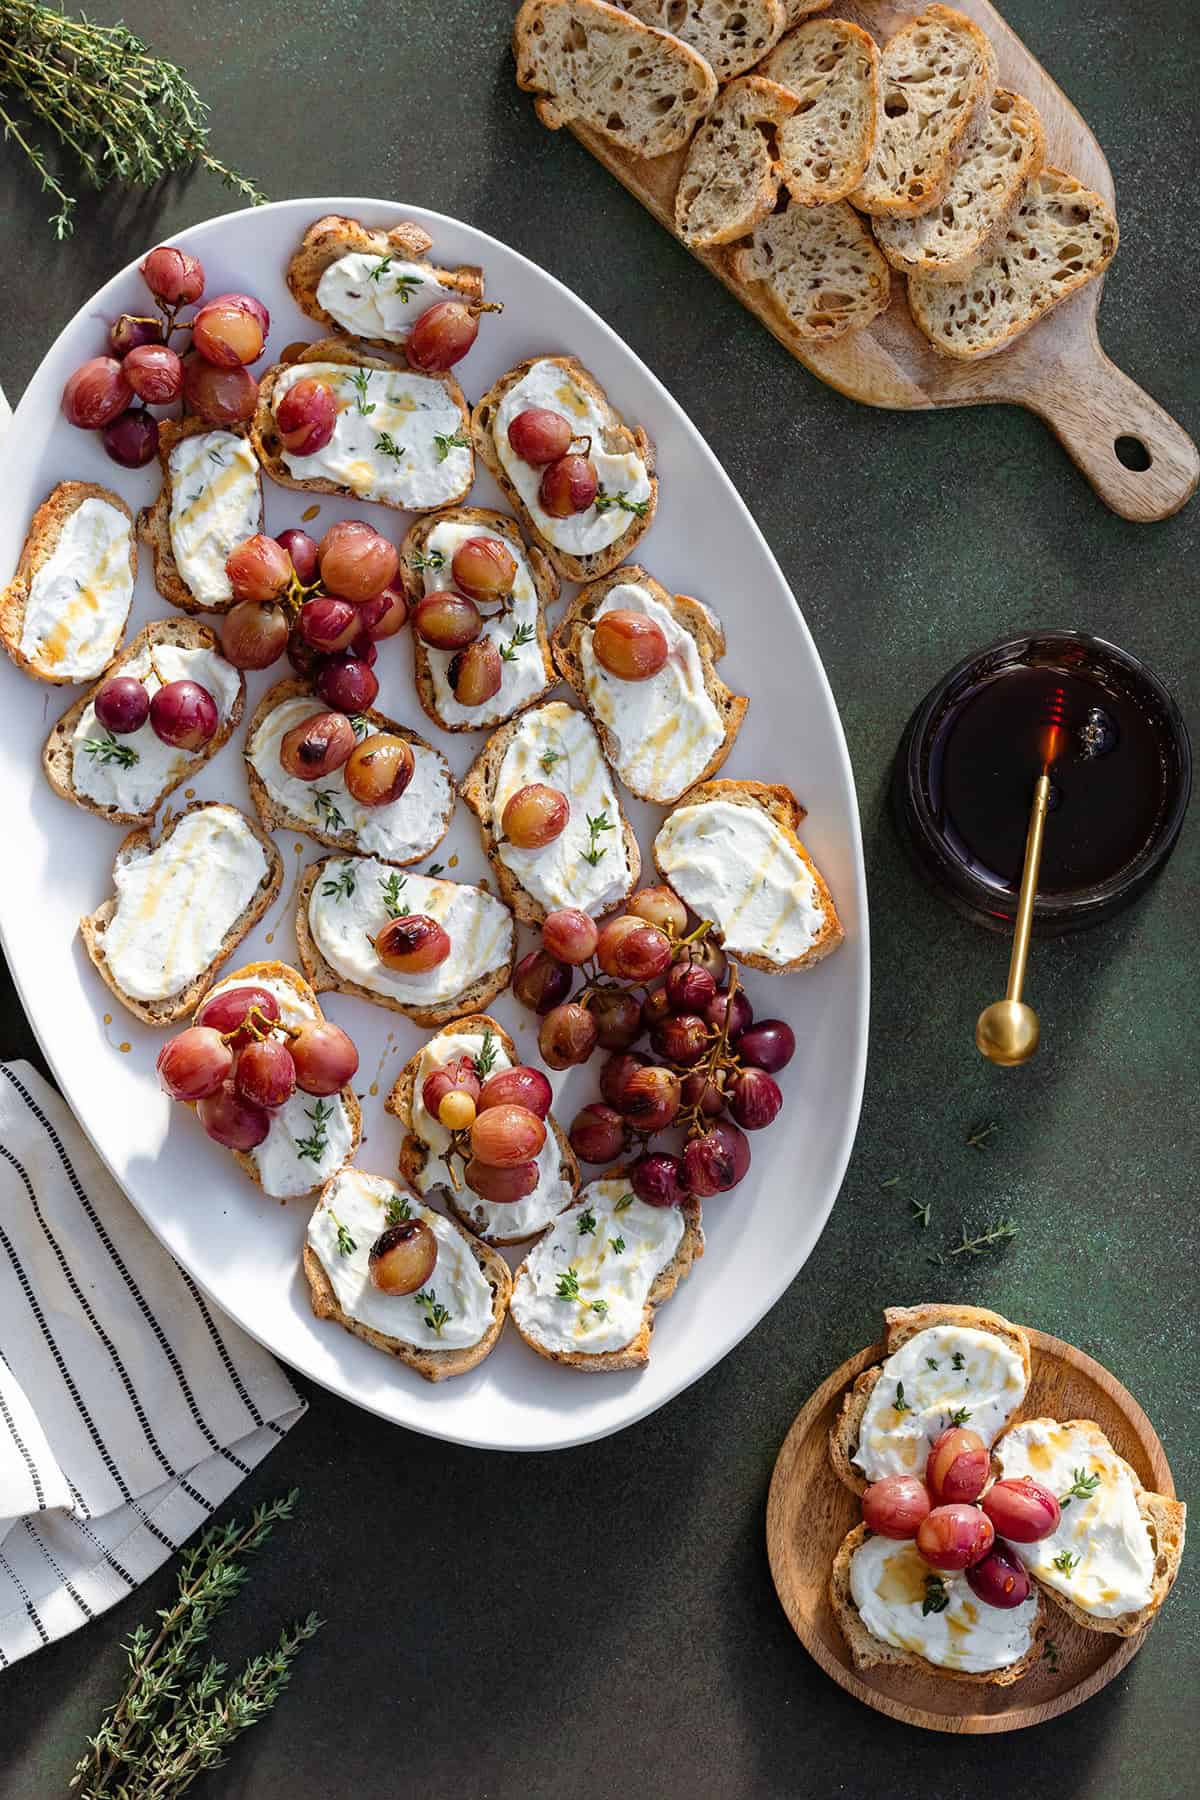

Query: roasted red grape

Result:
[207,291,269,336]
[450,536,517,605]
[192,297,265,366]
[665,960,717,1014]
[640,986,673,1031]
[319,520,397,601]
[228,533,292,603]
[279,710,355,780]
[182,357,258,426]
[926,1428,989,1507]
[102,409,159,468]
[150,680,218,750]
[369,1219,437,1295]
[221,601,288,670]
[704,987,753,1040]
[63,357,132,428]
[413,590,482,650]
[981,1479,1061,1544]
[345,734,414,808]
[195,985,280,1047]
[651,1013,709,1067]
[95,676,149,735]
[542,908,598,966]
[586,988,643,1052]
[198,1081,270,1151]
[315,657,379,714]
[620,1065,681,1132]
[123,343,183,404]
[276,377,336,455]
[736,1020,795,1074]
[448,637,502,707]
[569,1103,626,1164]
[539,452,597,517]
[156,1028,232,1101]
[861,1475,933,1540]
[470,1104,546,1169]
[141,245,204,305]
[916,1504,994,1572]
[289,1020,357,1094]
[538,1001,598,1070]
[507,407,572,465]
[423,1056,481,1125]
[360,582,408,639]
[502,783,569,850]
[680,1070,726,1118]
[966,1542,1032,1610]
[682,1120,750,1195]
[512,949,572,1015]
[276,527,320,584]
[375,914,451,974]
[596,916,672,983]
[593,610,669,682]
[477,1066,552,1120]
[631,1151,688,1208]
[464,1158,540,1205]
[234,1039,296,1111]
[728,1067,782,1131]
[627,886,688,935]
[298,596,358,652]
[685,936,728,986]
[599,1052,648,1111]
[406,298,490,370]
[109,314,163,357]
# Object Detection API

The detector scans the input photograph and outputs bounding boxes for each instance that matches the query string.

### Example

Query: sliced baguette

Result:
[249,336,472,512]
[727,197,890,340]
[303,1169,509,1381]
[622,0,785,83]
[385,1014,580,1246]
[850,5,998,220]
[470,355,658,582]
[508,1168,703,1370]
[908,168,1119,359]
[244,676,455,863]
[285,214,483,350]
[781,0,830,22]
[398,507,559,732]
[830,1522,1048,1686]
[550,565,746,803]
[760,18,879,208]
[459,701,641,925]
[873,89,1045,283]
[991,1418,1187,1638]
[1,481,135,684]
[513,0,719,158]
[80,802,283,1026]
[654,778,842,973]
[295,857,515,1028]
[200,961,362,1199]
[674,76,799,250]
[137,418,263,614]
[828,1303,1033,1496]
[42,617,245,828]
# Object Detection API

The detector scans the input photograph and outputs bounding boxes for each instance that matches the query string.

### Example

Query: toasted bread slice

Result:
[244,677,455,864]
[398,507,559,732]
[199,961,362,1200]
[459,699,641,924]
[828,1303,1033,1496]
[727,197,890,340]
[654,778,842,973]
[550,566,746,803]
[991,1417,1187,1637]
[760,18,879,208]
[303,1168,510,1381]
[509,1169,703,1370]
[385,1015,579,1245]
[873,90,1045,283]
[43,618,245,828]
[623,0,785,82]
[850,6,998,220]
[285,214,484,351]
[1,481,136,683]
[674,76,799,250]
[80,802,283,1025]
[909,168,1119,358]
[295,857,515,1028]
[830,1523,1048,1685]
[250,337,472,513]
[137,418,264,614]
[471,355,658,582]
[513,0,719,158]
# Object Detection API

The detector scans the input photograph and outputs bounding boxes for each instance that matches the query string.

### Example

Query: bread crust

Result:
[249,337,472,512]
[653,777,843,973]
[470,355,658,581]
[829,1522,1048,1685]
[285,214,484,351]
[137,418,263,614]
[398,506,559,732]
[243,676,455,863]
[1,481,136,683]
[623,0,786,84]
[294,858,516,1028]
[42,617,246,827]
[459,702,642,925]
[384,1013,580,1246]
[551,564,747,803]
[79,803,284,1025]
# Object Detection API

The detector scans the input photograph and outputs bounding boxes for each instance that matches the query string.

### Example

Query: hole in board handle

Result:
[1114,436,1153,472]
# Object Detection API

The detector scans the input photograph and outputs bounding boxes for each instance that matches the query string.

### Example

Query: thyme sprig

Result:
[415,1287,451,1336]
[946,1218,1018,1258]
[1059,1468,1101,1509]
[581,810,613,866]
[472,1028,498,1080]
[594,487,649,518]
[82,730,138,768]
[433,430,469,462]
[349,369,375,416]
[295,1099,335,1164]
[321,864,355,902]
[378,871,408,918]
[384,1194,412,1226]
[375,431,405,462]
[1052,1548,1081,1576]
[500,621,536,661]
[312,789,345,831]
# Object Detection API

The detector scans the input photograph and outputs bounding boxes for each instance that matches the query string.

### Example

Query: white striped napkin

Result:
[0,1061,305,1668]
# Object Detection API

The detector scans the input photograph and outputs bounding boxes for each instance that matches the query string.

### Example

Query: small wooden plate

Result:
[766,1328,1177,1732]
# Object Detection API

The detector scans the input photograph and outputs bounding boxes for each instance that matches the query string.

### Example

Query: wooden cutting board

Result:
[559,0,1198,523]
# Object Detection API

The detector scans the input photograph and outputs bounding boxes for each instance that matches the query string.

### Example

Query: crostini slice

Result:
[385,1014,578,1247]
[551,565,746,805]
[81,802,282,1026]
[43,617,245,827]
[286,215,484,351]
[296,855,515,1029]
[828,1303,1032,1497]
[244,677,455,864]
[760,16,880,209]
[199,962,362,1201]
[653,778,842,973]
[399,506,559,733]
[251,337,472,513]
[471,355,657,582]
[622,0,786,84]
[138,418,263,614]
[674,75,799,251]
[460,698,641,924]
[1,480,136,683]
[509,1172,703,1371]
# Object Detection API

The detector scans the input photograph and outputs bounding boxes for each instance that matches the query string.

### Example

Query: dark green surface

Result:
[0,3,1196,1794]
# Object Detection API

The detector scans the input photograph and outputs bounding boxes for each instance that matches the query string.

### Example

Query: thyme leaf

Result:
[499,621,535,661]
[320,863,356,902]
[415,1287,451,1336]
[433,430,469,462]
[555,1267,580,1301]
[82,730,138,768]
[296,1099,335,1164]
[594,487,649,518]
[350,368,375,416]
[375,430,405,462]
[582,810,613,866]
[1059,1468,1101,1509]
[472,1028,498,1080]
[378,871,408,918]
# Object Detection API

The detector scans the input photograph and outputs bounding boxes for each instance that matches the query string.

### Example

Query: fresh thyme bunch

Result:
[0,1,265,238]
[72,1489,320,1799]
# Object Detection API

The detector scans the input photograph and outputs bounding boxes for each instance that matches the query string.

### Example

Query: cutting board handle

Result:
[1017,335,1199,523]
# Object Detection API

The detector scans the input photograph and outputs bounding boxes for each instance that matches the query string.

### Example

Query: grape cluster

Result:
[61,244,270,468]
[412,532,528,711]
[863,1433,1066,1611]
[157,985,358,1151]
[422,1056,554,1207]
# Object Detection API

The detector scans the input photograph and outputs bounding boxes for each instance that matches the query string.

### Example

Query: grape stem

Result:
[674,958,744,1141]
[220,1005,294,1047]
